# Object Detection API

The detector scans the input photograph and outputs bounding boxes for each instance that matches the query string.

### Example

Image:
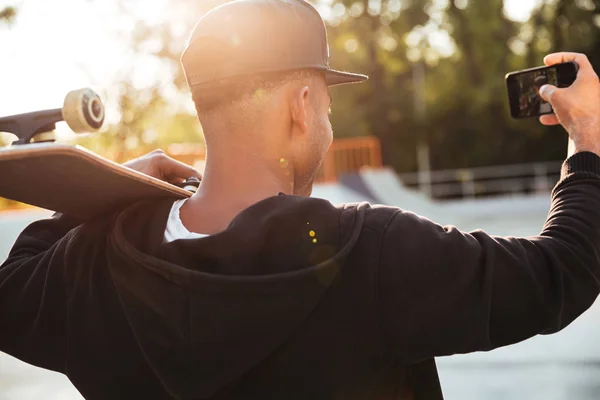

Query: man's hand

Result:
[538,52,600,157]
[123,149,202,184]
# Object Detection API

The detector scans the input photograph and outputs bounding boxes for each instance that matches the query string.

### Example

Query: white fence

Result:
[397,161,563,199]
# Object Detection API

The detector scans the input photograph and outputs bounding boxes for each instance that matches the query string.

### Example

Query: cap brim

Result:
[325,69,368,86]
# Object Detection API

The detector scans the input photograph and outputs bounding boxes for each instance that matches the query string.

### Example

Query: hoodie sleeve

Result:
[0,213,82,372]
[378,152,600,363]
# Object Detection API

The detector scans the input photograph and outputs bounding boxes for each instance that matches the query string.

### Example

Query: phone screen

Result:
[506,62,578,119]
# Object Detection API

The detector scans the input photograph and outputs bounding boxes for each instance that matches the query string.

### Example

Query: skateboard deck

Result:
[0,143,192,220]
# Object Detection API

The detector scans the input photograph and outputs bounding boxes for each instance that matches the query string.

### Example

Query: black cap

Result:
[181,0,368,87]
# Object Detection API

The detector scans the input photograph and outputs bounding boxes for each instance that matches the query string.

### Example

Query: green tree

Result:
[313,0,600,172]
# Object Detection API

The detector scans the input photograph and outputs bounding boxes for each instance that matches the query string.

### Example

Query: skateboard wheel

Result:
[62,88,105,133]
[178,176,201,193]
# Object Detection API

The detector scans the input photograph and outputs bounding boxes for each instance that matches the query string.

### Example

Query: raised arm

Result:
[378,52,600,363]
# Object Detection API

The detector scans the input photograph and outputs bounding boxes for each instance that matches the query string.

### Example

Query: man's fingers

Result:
[539,84,558,102]
[158,155,202,182]
[544,52,579,66]
[123,150,202,184]
[543,52,596,80]
[539,114,559,126]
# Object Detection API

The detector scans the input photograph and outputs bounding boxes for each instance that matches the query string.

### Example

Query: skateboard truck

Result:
[0,88,105,145]
[177,176,201,193]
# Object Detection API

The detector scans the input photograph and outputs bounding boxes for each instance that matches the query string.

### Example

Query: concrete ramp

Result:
[321,168,552,230]
[310,182,372,205]
[338,167,450,223]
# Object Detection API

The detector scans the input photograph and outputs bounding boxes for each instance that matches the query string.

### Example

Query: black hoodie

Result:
[2,152,600,400]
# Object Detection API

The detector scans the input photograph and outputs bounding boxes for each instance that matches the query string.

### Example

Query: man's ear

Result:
[290,86,310,134]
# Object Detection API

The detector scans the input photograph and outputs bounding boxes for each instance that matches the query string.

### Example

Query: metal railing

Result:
[397,161,562,199]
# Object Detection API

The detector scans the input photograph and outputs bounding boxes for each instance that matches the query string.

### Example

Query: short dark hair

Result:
[190,69,323,114]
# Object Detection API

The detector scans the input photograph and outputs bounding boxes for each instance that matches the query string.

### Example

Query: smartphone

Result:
[505,61,578,119]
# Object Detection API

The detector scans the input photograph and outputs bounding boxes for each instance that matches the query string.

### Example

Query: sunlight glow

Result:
[0,0,537,127]
[504,0,539,22]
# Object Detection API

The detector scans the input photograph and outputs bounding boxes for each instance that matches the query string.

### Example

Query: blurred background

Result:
[1,0,600,399]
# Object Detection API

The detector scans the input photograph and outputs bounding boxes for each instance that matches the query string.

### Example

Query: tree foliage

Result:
[321,0,600,171]
[87,0,600,170]
[76,1,229,162]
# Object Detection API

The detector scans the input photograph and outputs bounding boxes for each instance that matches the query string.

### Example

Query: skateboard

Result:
[0,89,195,220]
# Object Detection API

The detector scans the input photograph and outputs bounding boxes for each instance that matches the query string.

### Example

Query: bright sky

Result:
[0,0,538,123]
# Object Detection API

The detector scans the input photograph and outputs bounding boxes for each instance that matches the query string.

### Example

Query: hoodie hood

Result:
[106,195,366,399]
